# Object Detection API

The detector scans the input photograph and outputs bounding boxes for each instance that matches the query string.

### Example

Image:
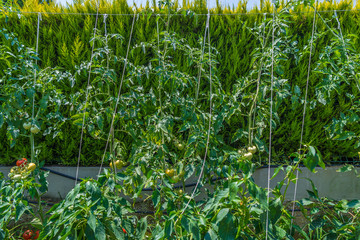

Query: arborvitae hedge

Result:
[0,0,359,165]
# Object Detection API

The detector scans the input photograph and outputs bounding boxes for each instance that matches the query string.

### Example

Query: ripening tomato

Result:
[16,158,28,167]
[165,169,175,177]
[115,160,125,169]
[33,230,40,239]
[28,163,36,172]
[22,230,33,240]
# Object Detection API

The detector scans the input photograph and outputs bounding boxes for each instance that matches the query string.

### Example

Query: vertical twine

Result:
[75,0,102,186]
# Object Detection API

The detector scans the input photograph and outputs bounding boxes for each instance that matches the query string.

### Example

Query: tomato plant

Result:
[0,28,75,165]
[1,0,360,238]
[39,169,147,240]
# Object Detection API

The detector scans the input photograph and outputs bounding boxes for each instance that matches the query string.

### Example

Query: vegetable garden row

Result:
[1,0,360,239]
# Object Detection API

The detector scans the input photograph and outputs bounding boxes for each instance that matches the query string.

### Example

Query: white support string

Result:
[195,16,209,102]
[103,13,108,45]
[265,6,275,240]
[97,13,137,178]
[251,12,266,155]
[334,10,349,60]
[156,14,160,64]
[177,8,212,220]
[32,13,41,122]
[75,0,101,186]
[333,10,360,91]
[291,0,318,223]
[31,13,41,164]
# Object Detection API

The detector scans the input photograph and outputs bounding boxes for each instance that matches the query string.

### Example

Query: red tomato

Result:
[33,230,40,239]
[22,230,33,240]
[16,158,28,167]
[122,228,127,234]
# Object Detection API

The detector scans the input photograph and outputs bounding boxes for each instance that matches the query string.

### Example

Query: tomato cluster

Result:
[109,159,127,170]
[165,168,185,183]
[22,230,40,240]
[16,158,28,167]
[23,122,41,134]
[8,158,37,180]
[237,146,257,162]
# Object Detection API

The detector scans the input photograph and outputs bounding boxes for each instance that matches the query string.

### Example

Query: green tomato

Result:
[30,126,40,134]
[13,174,22,180]
[244,152,253,160]
[172,176,180,182]
[177,143,184,150]
[23,122,31,130]
[247,146,257,154]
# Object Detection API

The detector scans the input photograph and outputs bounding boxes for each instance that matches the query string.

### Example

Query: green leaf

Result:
[204,228,217,240]
[271,165,283,180]
[231,128,247,143]
[247,181,267,207]
[152,224,164,240]
[309,146,316,156]
[29,217,42,229]
[0,114,3,128]
[95,115,104,130]
[38,170,49,193]
[299,198,314,206]
[164,220,174,237]
[87,212,97,233]
[135,217,147,239]
[39,94,50,110]
[217,212,236,240]
[26,88,35,100]
[15,200,26,222]
[346,200,360,209]
[229,182,238,201]
[189,219,201,240]
[303,146,324,172]
[336,165,354,173]
[216,208,229,224]
[95,220,106,240]
[184,147,195,158]
[152,188,160,207]
[181,217,191,232]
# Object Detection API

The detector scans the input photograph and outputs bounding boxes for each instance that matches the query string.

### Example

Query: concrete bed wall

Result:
[0,166,359,201]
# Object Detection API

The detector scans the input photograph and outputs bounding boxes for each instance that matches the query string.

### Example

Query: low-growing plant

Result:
[39,169,146,240]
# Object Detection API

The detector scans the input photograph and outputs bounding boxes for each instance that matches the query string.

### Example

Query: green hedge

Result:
[0,0,359,165]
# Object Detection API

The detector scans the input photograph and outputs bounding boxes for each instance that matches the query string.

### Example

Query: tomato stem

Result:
[30,133,35,163]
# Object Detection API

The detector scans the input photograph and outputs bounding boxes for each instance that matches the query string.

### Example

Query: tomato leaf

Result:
[152,188,160,207]
[15,200,26,222]
[95,220,106,240]
[87,212,97,233]
[217,212,236,240]
[135,217,147,239]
